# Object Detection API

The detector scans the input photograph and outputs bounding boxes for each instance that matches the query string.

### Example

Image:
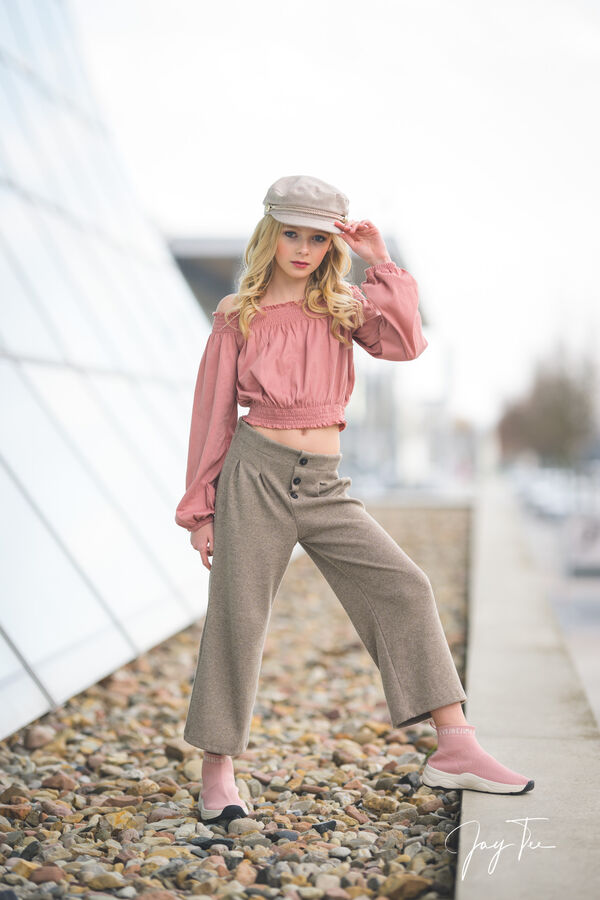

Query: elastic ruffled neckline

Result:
[255,298,304,310]
[213,298,303,318]
[213,298,323,329]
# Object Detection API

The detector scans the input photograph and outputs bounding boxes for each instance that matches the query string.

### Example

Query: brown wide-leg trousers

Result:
[183,416,467,755]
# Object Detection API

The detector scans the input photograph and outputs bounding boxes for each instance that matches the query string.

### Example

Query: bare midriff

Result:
[245,422,341,455]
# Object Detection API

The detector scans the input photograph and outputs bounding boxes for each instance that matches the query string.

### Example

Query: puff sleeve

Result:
[175,312,240,532]
[351,261,428,361]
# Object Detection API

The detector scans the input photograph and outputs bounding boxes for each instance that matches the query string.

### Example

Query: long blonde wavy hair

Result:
[221,215,367,346]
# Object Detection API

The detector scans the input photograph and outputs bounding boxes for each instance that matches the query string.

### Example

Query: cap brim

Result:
[267,211,342,234]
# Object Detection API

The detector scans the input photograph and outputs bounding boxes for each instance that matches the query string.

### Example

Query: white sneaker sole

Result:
[422,762,535,794]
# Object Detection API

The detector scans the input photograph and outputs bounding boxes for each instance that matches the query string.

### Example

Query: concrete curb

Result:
[456,472,600,898]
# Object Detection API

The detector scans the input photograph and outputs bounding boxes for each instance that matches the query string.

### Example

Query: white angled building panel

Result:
[0,1,213,740]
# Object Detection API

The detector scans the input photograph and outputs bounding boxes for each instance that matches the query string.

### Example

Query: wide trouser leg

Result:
[183,446,297,756]
[298,479,467,728]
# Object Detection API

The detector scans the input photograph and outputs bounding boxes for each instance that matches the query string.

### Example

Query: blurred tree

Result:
[496,344,598,467]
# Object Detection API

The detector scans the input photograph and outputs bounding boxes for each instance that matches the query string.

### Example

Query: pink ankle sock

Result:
[201,752,249,812]
[428,721,531,786]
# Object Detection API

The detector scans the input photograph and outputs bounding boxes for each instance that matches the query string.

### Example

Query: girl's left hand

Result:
[334,218,391,265]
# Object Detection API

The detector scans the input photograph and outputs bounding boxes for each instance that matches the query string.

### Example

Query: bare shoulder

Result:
[215,293,239,314]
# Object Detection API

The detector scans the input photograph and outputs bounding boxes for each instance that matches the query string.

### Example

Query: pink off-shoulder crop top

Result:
[175,261,428,532]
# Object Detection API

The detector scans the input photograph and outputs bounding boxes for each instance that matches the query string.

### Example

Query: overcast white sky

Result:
[68,0,600,428]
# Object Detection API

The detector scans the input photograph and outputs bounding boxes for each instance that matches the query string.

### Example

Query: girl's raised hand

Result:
[334,218,392,266]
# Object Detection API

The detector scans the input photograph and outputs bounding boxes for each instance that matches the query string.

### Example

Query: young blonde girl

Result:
[175,175,534,823]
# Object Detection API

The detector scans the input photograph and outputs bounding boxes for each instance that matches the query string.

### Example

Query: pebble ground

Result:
[0,504,470,900]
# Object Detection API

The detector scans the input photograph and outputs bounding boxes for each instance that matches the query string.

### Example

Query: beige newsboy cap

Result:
[263,174,349,233]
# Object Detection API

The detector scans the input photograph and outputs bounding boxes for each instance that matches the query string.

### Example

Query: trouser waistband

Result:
[231,416,343,472]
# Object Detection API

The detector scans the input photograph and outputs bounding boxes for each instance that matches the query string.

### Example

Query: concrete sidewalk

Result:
[456,472,600,898]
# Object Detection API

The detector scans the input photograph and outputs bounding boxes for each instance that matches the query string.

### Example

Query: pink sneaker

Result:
[422,719,535,795]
